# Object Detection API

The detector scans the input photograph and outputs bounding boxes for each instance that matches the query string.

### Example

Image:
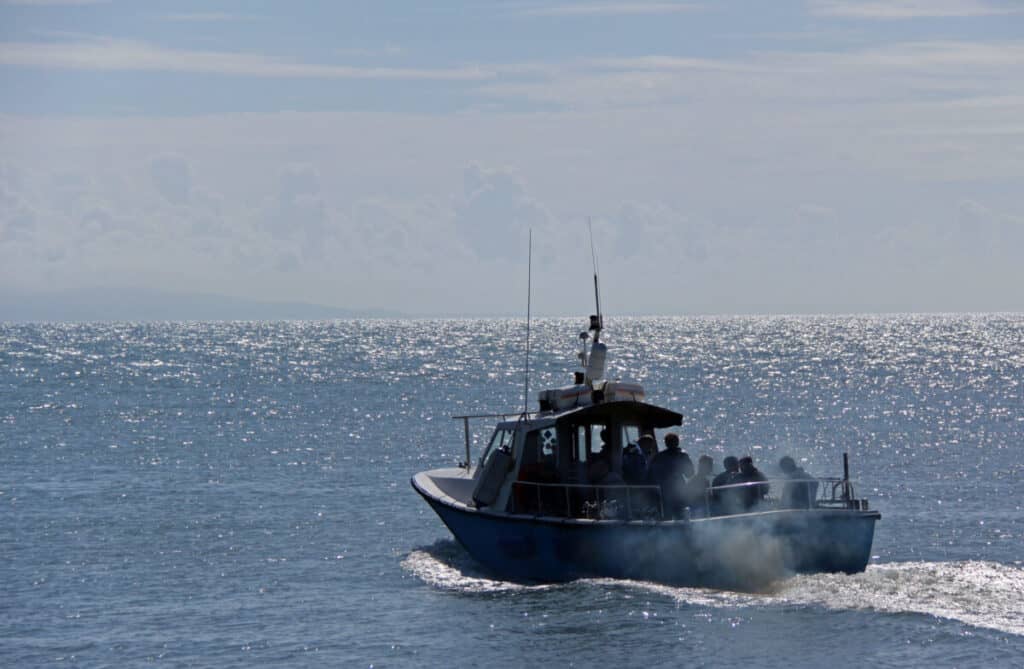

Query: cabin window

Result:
[621,425,641,449]
[571,424,608,463]
[479,427,514,467]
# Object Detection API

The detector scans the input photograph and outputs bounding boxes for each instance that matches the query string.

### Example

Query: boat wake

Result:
[615,560,1024,637]
[781,560,1024,636]
[402,540,556,594]
[403,542,1024,636]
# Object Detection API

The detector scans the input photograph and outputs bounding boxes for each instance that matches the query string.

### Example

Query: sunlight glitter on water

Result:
[5,316,1024,667]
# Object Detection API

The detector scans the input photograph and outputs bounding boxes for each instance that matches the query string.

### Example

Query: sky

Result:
[1,0,1023,318]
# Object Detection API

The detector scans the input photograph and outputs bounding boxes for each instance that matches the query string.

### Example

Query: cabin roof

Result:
[553,400,683,428]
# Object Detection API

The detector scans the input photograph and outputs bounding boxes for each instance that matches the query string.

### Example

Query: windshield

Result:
[478,426,515,467]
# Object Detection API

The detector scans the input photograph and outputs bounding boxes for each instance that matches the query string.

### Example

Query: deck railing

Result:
[511,481,666,520]
[510,477,867,521]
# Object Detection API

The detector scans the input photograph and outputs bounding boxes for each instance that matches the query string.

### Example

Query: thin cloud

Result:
[519,2,701,17]
[584,55,769,73]
[810,0,1022,19]
[828,40,1024,69]
[155,13,262,24]
[0,37,493,80]
[1,0,108,4]
[477,39,1024,109]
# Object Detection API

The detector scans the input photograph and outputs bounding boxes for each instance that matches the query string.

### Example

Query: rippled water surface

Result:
[3,316,1023,667]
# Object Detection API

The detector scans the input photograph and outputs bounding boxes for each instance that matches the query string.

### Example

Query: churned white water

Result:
[404,545,1024,637]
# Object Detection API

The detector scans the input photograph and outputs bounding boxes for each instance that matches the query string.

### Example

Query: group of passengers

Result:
[589,432,816,518]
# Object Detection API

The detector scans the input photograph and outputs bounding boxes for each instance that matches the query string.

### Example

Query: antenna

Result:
[588,218,603,343]
[523,229,533,415]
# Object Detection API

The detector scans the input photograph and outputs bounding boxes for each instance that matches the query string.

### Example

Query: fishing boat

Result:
[412,282,880,588]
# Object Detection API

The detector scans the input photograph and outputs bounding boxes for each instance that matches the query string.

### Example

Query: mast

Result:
[583,219,606,383]
[588,218,603,344]
[523,229,533,415]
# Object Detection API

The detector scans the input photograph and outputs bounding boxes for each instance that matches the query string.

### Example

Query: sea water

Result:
[2,316,1023,667]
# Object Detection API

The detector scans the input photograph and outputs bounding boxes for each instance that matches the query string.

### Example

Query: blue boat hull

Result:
[414,481,879,589]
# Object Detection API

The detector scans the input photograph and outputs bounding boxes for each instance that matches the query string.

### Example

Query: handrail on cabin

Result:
[451,412,542,471]
[451,412,542,420]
